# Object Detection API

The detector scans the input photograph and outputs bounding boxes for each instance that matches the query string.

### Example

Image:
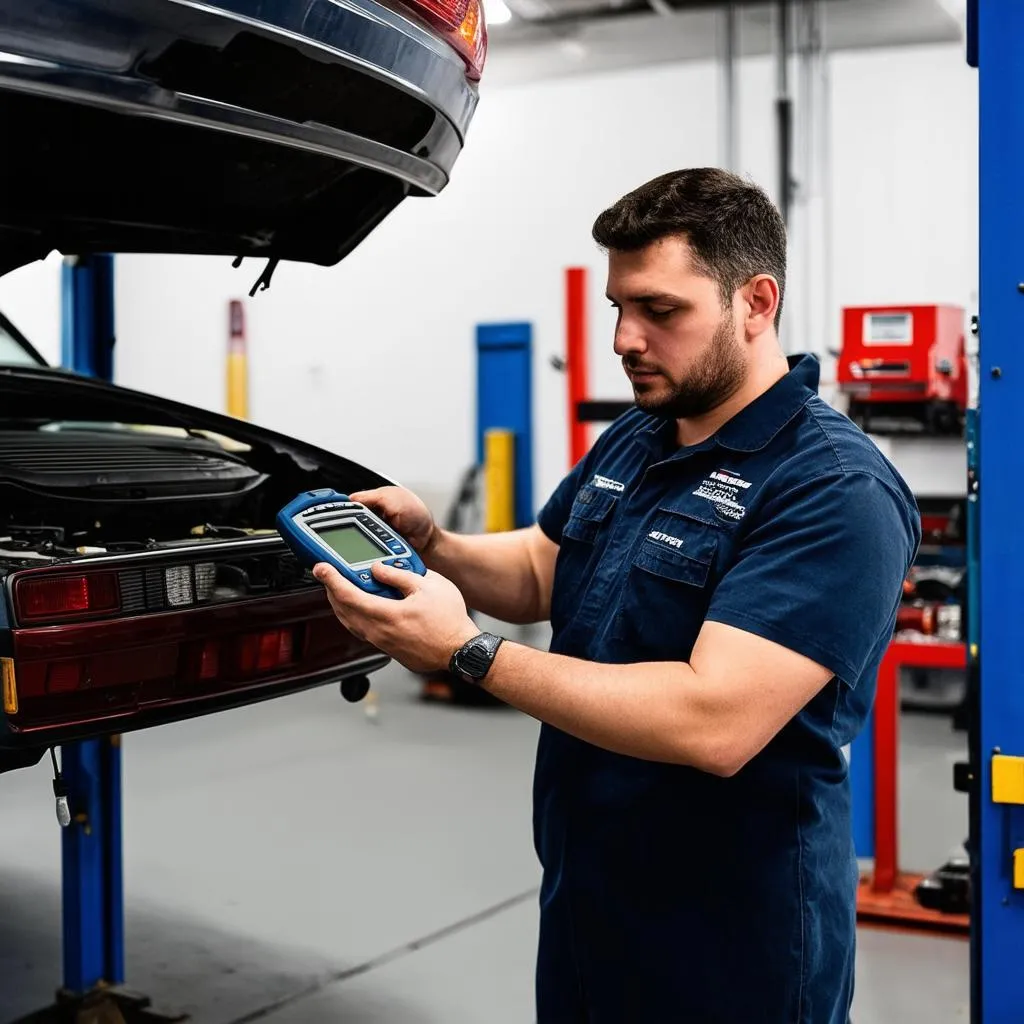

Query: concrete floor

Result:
[0,653,970,1023]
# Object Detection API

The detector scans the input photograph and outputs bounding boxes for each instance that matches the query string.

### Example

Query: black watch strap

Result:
[449,632,504,684]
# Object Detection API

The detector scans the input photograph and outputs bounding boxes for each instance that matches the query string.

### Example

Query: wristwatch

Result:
[449,632,504,685]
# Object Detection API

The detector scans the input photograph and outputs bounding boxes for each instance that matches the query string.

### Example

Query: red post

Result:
[871,640,967,895]
[872,646,899,894]
[566,267,589,468]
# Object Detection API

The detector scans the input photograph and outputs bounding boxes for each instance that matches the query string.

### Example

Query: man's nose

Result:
[613,315,647,357]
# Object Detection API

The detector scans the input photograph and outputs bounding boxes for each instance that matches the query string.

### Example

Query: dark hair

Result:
[592,168,787,329]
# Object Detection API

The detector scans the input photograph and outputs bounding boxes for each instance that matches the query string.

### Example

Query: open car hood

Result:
[0,364,394,492]
[0,0,478,282]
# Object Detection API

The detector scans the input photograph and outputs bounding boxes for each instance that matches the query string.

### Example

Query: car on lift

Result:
[0,0,487,774]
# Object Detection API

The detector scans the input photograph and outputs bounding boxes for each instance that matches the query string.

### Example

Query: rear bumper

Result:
[0,0,477,194]
[0,583,391,756]
[0,0,480,273]
[1,652,388,751]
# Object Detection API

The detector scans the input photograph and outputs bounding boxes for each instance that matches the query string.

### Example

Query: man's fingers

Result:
[371,561,420,596]
[320,579,369,641]
[312,563,375,611]
[349,487,393,516]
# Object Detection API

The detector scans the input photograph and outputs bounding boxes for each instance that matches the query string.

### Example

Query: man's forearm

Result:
[478,641,737,776]
[423,528,548,624]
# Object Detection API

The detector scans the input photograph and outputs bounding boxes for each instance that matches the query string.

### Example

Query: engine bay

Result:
[0,368,389,573]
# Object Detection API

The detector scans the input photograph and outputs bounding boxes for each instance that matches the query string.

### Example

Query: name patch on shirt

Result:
[591,474,625,493]
[648,531,684,548]
[692,468,752,521]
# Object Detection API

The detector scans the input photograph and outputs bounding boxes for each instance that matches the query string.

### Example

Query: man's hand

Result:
[349,486,439,556]
[312,561,478,675]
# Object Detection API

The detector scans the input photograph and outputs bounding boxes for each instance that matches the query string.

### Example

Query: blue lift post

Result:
[38,256,180,1022]
[971,2,1024,1019]
[60,254,125,1001]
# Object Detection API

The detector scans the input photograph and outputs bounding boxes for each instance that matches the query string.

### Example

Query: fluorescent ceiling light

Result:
[485,0,513,26]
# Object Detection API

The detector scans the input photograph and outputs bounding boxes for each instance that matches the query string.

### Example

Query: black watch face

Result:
[458,641,492,679]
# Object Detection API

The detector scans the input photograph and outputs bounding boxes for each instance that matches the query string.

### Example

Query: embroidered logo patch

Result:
[591,474,625,493]
[692,468,752,521]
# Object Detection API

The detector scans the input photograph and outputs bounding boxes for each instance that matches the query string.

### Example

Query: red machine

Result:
[837,304,968,435]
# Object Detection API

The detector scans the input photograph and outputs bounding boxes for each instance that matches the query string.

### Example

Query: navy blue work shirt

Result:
[533,354,920,1024]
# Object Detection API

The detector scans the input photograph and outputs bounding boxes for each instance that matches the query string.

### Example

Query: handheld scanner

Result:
[276,488,426,600]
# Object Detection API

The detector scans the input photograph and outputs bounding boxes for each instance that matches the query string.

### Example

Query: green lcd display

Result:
[316,524,389,565]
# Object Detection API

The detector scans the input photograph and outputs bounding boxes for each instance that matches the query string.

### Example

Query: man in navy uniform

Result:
[316,167,921,1023]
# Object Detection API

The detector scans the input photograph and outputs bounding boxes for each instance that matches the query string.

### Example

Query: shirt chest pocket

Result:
[551,485,619,634]
[611,509,722,662]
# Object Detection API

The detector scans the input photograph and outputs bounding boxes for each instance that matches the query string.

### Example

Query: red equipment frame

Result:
[856,639,970,935]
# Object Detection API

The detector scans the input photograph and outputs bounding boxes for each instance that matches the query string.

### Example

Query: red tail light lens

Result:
[199,641,220,681]
[17,574,120,623]
[411,0,470,31]
[239,628,296,675]
[47,660,84,694]
[401,0,487,79]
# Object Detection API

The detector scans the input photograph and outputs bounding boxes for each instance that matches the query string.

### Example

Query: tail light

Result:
[193,628,298,684]
[239,628,296,675]
[16,573,120,623]
[402,0,487,80]
[199,640,220,681]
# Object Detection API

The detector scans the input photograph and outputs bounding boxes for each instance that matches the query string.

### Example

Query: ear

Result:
[741,275,780,338]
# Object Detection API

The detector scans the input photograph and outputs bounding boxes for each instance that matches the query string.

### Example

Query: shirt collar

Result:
[633,353,820,456]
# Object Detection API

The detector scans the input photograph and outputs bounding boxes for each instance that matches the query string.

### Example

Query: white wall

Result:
[1,40,978,513]
[829,44,978,328]
[0,253,63,365]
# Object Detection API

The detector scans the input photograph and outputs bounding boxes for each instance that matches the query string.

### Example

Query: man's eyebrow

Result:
[606,292,691,305]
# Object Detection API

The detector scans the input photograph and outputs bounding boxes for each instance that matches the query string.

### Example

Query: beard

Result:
[626,312,747,419]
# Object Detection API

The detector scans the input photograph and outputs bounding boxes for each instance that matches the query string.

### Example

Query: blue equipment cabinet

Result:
[970,3,1024,1018]
[475,323,534,529]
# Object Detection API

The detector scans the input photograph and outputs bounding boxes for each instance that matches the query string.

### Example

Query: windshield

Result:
[0,311,47,367]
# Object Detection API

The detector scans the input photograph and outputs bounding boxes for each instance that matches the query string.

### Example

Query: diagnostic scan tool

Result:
[277,488,426,600]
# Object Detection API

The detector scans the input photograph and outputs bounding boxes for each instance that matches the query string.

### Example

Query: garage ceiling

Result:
[483,0,965,86]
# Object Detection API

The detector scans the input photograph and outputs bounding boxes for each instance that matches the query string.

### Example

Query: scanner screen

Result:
[316,524,389,565]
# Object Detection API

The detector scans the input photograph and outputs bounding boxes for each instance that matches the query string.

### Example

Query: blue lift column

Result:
[970,3,1024,1019]
[59,254,125,1001]
[37,256,180,1022]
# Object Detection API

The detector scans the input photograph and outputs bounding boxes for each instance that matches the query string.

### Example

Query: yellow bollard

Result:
[483,428,516,533]
[227,299,249,419]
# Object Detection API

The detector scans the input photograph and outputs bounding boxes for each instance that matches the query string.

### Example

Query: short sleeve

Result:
[536,454,590,544]
[705,471,921,686]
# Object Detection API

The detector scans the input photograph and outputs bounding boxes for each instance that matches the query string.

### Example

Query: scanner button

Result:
[393,559,409,569]
[358,571,372,582]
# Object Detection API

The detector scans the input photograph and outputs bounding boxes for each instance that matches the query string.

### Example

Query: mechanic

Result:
[313,167,921,1024]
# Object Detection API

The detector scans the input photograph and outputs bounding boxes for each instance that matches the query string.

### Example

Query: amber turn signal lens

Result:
[2,658,18,715]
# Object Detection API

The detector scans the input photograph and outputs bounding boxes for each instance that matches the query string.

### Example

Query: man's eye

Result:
[647,307,674,320]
